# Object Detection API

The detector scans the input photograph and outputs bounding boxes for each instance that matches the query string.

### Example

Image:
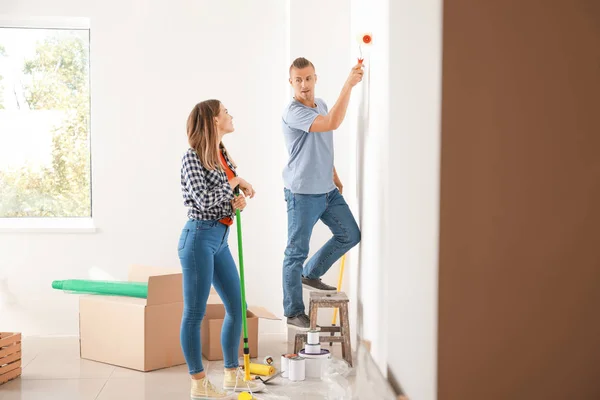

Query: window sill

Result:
[0,218,97,233]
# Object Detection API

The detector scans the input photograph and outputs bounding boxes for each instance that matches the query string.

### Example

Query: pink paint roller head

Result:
[357,32,372,64]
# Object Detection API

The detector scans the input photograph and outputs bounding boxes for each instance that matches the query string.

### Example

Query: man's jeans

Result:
[282,188,361,317]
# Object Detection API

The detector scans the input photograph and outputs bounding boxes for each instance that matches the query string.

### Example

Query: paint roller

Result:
[244,363,276,376]
[234,193,278,396]
[356,32,372,64]
[234,186,251,382]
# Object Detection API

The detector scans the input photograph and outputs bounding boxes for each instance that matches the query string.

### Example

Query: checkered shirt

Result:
[181,148,236,220]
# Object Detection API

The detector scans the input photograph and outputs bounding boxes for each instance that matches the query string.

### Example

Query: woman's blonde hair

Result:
[186,99,236,170]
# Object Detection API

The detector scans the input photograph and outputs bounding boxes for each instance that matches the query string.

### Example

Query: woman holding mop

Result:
[178,99,264,399]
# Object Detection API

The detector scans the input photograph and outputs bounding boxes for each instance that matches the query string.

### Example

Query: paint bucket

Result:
[281,354,295,378]
[298,349,331,360]
[307,329,320,345]
[299,349,331,378]
[281,355,289,378]
[305,343,321,354]
[304,358,323,378]
[288,356,306,381]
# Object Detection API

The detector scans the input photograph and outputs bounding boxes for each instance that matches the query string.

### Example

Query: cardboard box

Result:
[79,265,280,369]
[202,293,280,361]
[0,332,22,385]
[79,265,185,372]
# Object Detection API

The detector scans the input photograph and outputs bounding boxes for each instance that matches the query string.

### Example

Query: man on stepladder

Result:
[281,57,363,329]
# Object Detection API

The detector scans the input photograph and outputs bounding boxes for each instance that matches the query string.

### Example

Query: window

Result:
[0,21,91,219]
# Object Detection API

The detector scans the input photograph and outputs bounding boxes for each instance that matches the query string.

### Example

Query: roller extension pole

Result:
[234,187,251,382]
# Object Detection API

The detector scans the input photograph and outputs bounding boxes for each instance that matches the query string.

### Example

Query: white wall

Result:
[349,0,442,399]
[0,0,289,336]
[348,0,391,376]
[386,0,441,397]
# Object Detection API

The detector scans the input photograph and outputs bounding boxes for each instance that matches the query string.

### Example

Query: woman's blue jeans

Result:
[178,219,242,374]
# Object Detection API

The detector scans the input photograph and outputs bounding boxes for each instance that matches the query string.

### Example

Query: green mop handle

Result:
[234,186,251,381]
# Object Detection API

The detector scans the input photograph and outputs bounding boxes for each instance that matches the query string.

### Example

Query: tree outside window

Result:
[0,27,91,218]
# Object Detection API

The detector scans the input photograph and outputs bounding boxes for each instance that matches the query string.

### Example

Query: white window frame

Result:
[0,16,95,233]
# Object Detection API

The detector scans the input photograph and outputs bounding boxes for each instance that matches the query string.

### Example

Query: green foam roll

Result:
[51,279,148,298]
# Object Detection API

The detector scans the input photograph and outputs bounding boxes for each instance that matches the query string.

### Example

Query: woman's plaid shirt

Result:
[180,148,236,220]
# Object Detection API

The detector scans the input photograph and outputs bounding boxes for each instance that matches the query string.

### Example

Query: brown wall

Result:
[438,1,600,399]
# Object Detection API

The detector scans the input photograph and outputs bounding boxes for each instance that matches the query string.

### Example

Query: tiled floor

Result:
[0,334,355,400]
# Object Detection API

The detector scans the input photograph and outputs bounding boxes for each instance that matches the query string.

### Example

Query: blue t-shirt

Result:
[281,98,336,194]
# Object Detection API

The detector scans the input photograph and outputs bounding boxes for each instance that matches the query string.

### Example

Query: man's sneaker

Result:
[287,313,311,329]
[302,276,337,292]
[190,376,232,399]
[223,368,265,393]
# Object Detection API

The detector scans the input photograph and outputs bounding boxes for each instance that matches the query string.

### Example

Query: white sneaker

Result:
[191,376,233,399]
[222,368,266,393]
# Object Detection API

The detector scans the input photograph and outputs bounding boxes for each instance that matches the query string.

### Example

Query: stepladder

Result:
[294,291,353,366]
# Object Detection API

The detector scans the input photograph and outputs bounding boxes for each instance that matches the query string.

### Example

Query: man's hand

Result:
[309,64,363,132]
[334,177,343,194]
[334,167,343,194]
[232,194,247,211]
[345,63,364,88]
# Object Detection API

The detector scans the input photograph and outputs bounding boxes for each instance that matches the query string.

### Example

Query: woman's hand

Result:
[237,178,255,198]
[232,194,247,211]
[228,177,255,198]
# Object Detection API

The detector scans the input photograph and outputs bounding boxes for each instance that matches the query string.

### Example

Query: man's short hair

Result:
[289,57,315,75]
